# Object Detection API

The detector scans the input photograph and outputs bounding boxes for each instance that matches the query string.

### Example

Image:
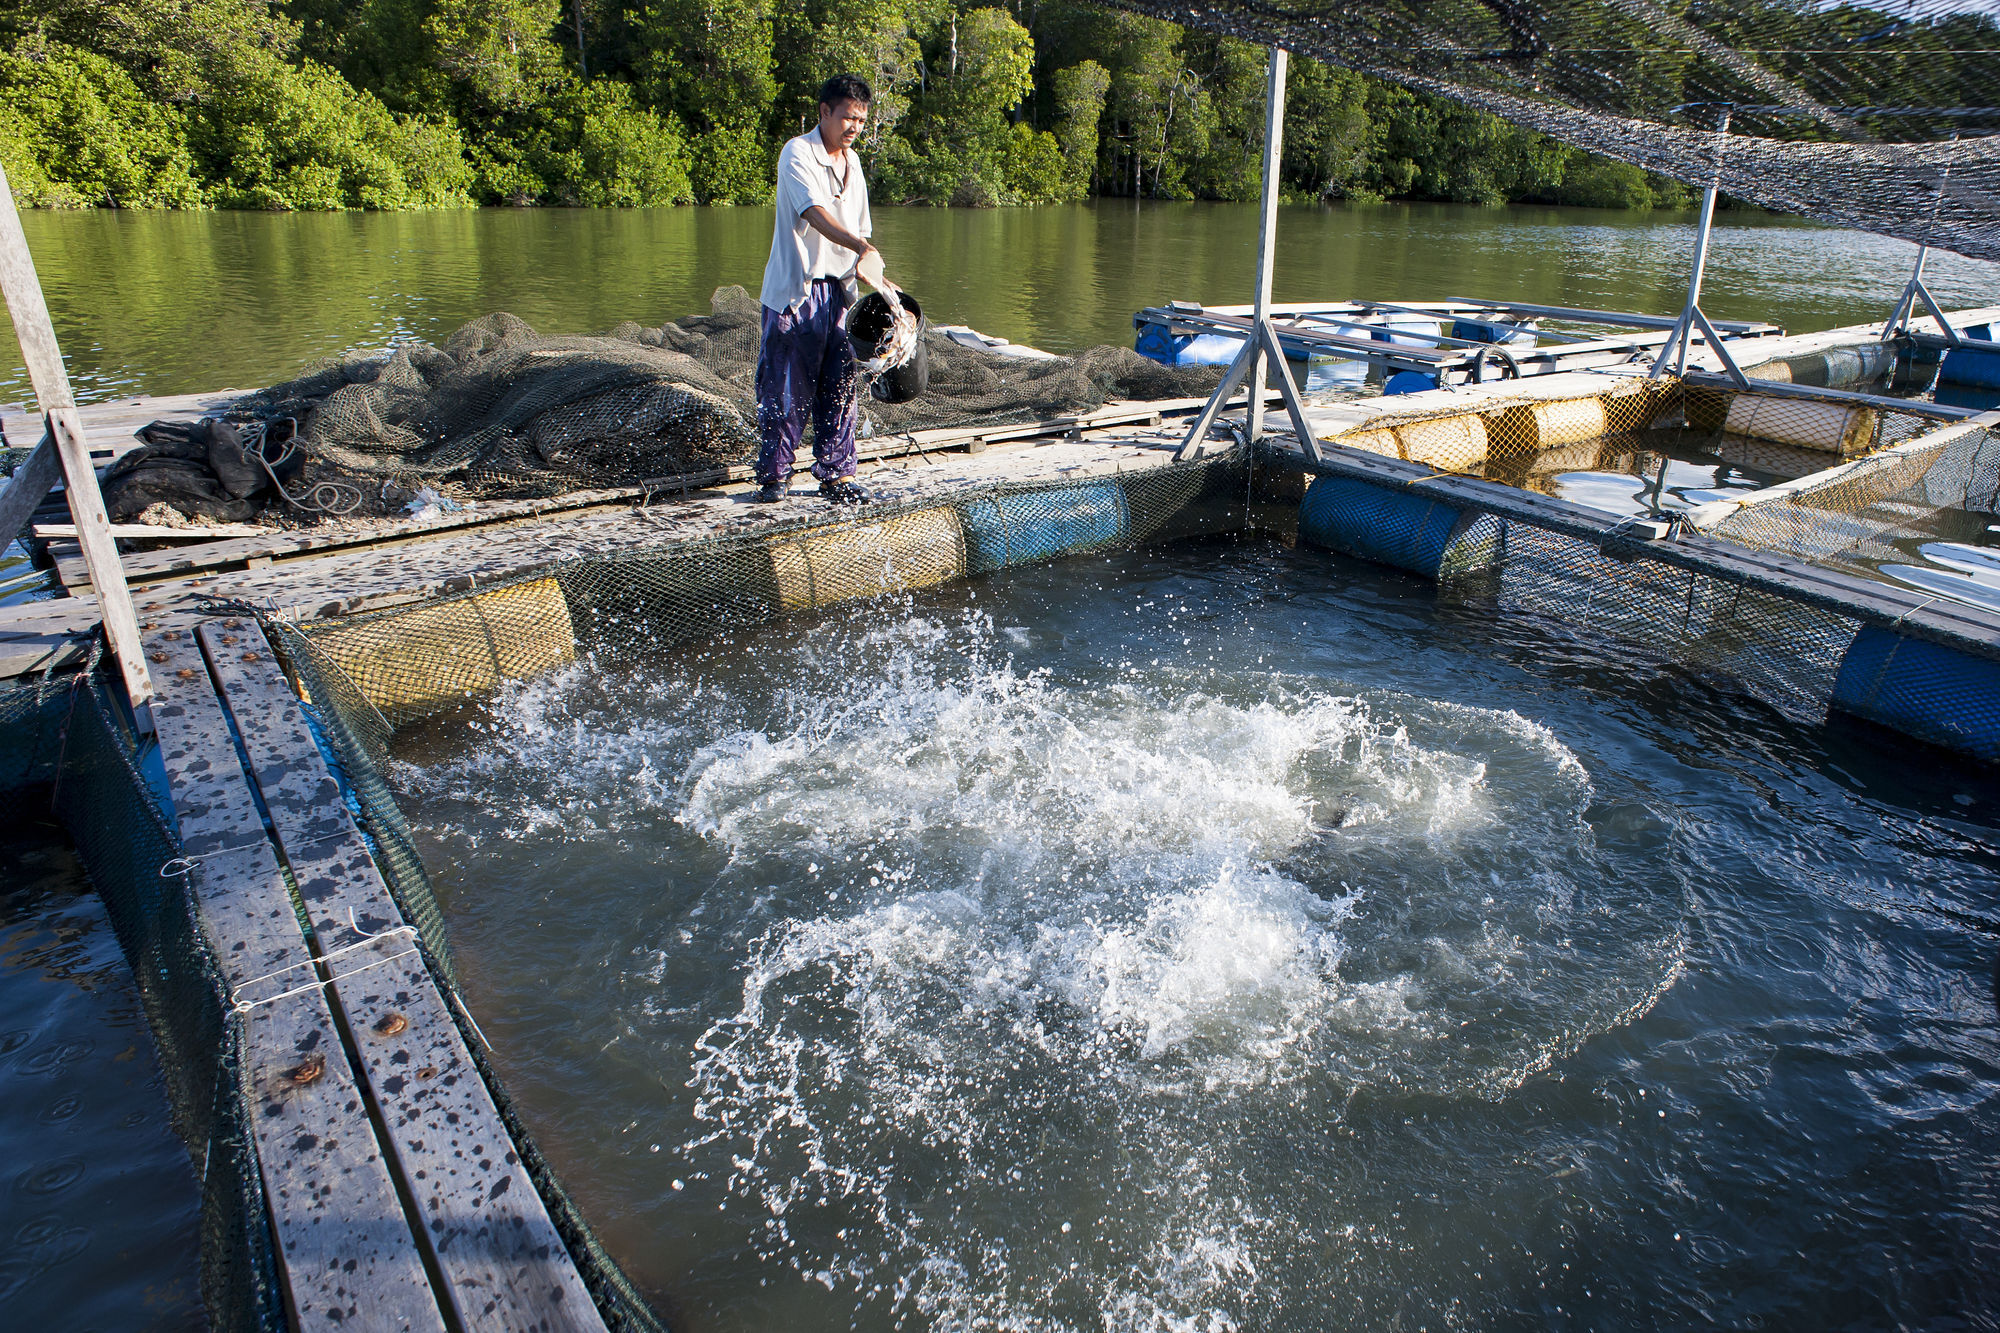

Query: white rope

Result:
[227,907,419,1014]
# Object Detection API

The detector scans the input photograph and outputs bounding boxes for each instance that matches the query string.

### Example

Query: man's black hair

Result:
[819,74,872,109]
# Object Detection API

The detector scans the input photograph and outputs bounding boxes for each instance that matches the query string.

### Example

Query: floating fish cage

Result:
[3,359,1998,1329]
[1134,298,1788,390]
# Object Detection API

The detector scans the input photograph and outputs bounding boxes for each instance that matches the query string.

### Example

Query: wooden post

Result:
[0,163,154,730]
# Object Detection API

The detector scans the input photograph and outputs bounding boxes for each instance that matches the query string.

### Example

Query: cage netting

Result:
[1107,0,2000,262]
[231,286,1221,507]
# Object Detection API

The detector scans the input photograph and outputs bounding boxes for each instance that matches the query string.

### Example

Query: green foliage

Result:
[691,123,774,204]
[634,0,775,132]
[516,79,693,205]
[191,54,474,209]
[1049,60,1109,197]
[8,0,1973,211]
[0,41,204,207]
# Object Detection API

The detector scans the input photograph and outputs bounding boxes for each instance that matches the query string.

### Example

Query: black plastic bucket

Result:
[848,290,929,403]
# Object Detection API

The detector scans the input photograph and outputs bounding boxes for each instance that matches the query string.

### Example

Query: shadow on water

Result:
[0,813,202,1329]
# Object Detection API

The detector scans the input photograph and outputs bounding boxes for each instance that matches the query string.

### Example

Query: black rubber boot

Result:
[819,477,872,505]
[753,480,787,503]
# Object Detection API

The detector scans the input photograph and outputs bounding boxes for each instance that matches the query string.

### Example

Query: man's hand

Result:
[802,205,873,258]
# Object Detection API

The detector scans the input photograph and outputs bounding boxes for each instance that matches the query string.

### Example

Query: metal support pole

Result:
[1246,47,1287,443]
[1675,181,1718,374]
[0,164,155,731]
[1178,46,1316,461]
[1651,108,1748,388]
[1884,135,1960,346]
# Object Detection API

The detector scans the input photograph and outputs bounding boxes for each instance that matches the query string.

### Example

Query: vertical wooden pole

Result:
[0,164,155,731]
[1247,47,1288,442]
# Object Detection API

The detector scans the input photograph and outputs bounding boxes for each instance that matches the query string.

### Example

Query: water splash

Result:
[398,602,1685,1328]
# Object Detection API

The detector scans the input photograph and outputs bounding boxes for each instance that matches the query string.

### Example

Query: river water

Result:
[392,537,2000,1332]
[2,201,1994,406]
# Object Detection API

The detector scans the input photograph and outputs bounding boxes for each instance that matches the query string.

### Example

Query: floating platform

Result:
[4,297,1998,1329]
[1133,297,1786,387]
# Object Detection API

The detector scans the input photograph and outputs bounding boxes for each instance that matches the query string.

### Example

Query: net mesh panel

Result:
[1714,420,2000,561]
[0,673,75,789]
[44,671,286,1333]
[1317,375,1966,504]
[292,456,1247,721]
[1482,522,1860,718]
[231,288,1223,508]
[1104,0,1999,262]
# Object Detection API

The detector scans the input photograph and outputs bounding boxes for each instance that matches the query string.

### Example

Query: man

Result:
[753,74,880,505]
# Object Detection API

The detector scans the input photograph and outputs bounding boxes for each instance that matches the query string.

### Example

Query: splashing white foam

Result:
[402,606,1682,1329]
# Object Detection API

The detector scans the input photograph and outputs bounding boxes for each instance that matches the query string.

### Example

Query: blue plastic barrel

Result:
[1385,371,1439,395]
[1297,474,1493,577]
[960,481,1131,574]
[1934,382,2000,412]
[1832,626,2000,765]
[1939,345,2000,390]
[1133,318,1194,366]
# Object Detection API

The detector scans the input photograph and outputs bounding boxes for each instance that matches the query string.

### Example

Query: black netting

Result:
[1106,0,1999,262]
[48,670,285,1333]
[227,287,1222,511]
[0,672,75,790]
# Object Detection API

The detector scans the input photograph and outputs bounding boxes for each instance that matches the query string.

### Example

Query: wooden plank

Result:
[201,620,609,1333]
[0,628,86,676]
[28,397,1220,590]
[0,166,156,728]
[1,389,245,475]
[35,521,274,540]
[0,431,60,547]
[146,622,447,1332]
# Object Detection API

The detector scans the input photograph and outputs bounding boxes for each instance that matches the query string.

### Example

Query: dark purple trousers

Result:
[754,278,860,486]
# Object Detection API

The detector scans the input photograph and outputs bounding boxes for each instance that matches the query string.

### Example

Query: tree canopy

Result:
[0,0,1983,212]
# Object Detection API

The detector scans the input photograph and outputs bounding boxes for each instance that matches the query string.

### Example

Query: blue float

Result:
[1831,626,2000,765]
[960,481,1131,574]
[1938,344,2000,390]
[1297,474,1497,577]
[1384,371,1439,395]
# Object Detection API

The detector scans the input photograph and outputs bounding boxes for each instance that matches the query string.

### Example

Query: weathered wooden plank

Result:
[0,430,60,547]
[0,167,156,727]
[1,389,245,472]
[35,521,275,540]
[0,628,87,676]
[29,396,1212,590]
[146,622,447,1332]
[143,624,273,859]
[201,620,609,1333]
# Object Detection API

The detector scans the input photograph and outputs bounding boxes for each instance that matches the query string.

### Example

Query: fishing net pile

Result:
[222,286,1219,515]
[1110,0,1999,263]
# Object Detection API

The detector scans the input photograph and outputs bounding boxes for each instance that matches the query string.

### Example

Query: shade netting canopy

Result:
[1111,0,1999,261]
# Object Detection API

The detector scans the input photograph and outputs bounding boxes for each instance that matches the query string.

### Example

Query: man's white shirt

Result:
[760,127,873,315]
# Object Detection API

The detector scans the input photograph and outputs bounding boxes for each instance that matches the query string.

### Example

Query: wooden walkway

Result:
[146,615,607,1332]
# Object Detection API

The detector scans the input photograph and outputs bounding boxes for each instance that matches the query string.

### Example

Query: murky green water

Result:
[2,202,1993,408]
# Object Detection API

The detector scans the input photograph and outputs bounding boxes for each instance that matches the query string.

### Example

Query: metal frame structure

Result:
[0,164,154,729]
[1880,243,1966,349]
[1140,297,1781,386]
[1176,49,1319,463]
[1649,107,1751,388]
